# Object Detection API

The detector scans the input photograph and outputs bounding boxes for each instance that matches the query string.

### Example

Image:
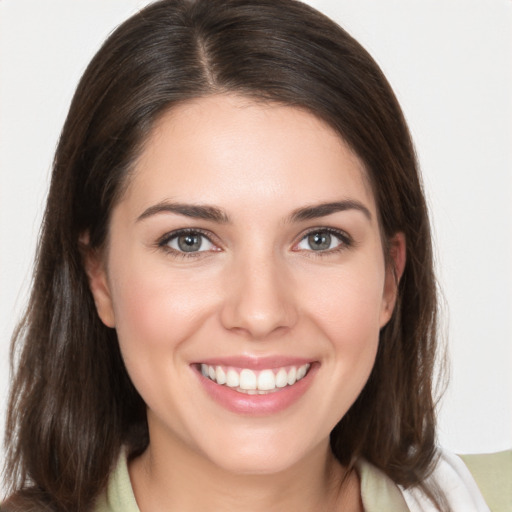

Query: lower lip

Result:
[194,364,317,416]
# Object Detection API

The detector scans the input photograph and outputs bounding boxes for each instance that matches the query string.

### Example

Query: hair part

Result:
[3,0,445,510]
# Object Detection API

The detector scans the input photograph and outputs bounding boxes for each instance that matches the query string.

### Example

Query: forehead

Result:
[122,94,376,220]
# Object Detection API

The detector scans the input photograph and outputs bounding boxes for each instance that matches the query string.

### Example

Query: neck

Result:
[129,429,360,512]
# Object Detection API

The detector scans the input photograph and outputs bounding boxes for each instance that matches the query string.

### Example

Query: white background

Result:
[0,0,511,464]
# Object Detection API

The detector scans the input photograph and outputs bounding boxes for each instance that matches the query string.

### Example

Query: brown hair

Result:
[3,0,443,509]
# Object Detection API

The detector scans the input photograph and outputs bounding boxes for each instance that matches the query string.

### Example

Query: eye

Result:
[160,229,217,254]
[295,229,350,252]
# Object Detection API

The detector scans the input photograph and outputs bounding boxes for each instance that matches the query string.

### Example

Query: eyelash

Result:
[156,227,353,259]
[294,227,353,256]
[157,228,219,259]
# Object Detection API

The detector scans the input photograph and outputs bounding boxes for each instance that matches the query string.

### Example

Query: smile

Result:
[200,363,311,394]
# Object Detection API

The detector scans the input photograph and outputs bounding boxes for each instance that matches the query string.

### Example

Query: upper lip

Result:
[192,355,315,370]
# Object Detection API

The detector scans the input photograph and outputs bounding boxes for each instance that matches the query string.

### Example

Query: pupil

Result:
[178,234,201,252]
[308,232,331,251]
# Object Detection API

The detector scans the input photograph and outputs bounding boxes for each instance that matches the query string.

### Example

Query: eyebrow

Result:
[137,201,230,223]
[289,200,372,222]
[136,199,372,224]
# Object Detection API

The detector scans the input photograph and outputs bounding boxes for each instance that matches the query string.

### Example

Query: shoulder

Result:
[0,454,138,512]
[399,448,511,512]
[459,449,512,512]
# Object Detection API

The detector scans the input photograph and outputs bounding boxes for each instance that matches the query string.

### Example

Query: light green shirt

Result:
[460,451,512,512]
[93,453,407,511]
[93,450,511,512]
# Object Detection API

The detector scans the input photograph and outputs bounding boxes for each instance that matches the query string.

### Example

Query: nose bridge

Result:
[220,245,297,338]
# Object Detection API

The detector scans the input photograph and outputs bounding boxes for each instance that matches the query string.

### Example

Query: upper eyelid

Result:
[156,226,352,251]
[158,227,217,244]
[297,226,352,242]
[293,227,354,253]
[156,229,223,256]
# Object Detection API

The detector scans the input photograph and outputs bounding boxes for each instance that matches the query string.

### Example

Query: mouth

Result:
[198,363,311,395]
[192,357,317,415]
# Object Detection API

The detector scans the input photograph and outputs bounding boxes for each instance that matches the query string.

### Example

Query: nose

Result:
[220,252,298,339]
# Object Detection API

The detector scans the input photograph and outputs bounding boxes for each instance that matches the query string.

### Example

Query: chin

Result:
[194,427,326,476]
[209,448,305,476]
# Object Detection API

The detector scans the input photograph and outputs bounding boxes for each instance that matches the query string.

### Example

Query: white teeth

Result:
[239,369,257,390]
[215,366,226,385]
[296,364,307,380]
[287,366,297,386]
[257,369,276,391]
[226,368,240,388]
[201,363,311,393]
[275,368,288,388]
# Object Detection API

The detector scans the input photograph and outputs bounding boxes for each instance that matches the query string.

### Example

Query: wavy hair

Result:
[3,0,443,509]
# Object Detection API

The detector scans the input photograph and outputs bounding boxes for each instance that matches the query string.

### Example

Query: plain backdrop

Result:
[1,0,511,466]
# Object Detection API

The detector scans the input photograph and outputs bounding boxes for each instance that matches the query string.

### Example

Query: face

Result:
[87,94,404,475]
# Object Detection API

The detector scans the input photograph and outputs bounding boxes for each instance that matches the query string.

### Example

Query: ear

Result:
[380,232,406,327]
[79,233,116,328]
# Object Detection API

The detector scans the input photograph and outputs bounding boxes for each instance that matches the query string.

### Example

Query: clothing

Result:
[93,449,511,512]
[397,449,490,511]
[459,450,512,511]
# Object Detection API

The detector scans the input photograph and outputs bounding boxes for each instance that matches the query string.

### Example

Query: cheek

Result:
[300,260,386,341]
[108,259,221,357]
[106,259,224,424]
[281,262,385,434]
[300,259,384,392]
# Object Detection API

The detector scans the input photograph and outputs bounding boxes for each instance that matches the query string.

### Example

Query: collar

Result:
[94,451,410,511]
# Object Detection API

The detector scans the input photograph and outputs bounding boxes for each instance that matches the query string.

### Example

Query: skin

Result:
[86,94,405,511]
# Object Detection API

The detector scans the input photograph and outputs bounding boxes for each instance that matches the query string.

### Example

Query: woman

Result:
[1,1,507,511]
